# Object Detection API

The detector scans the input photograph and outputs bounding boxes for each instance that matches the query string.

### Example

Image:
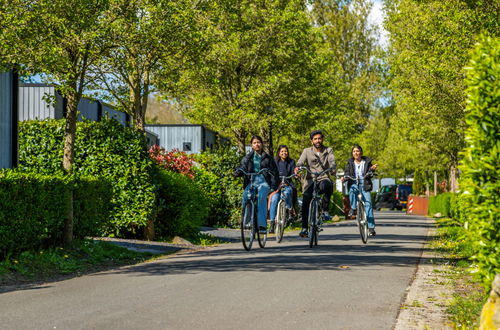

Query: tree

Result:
[0,0,112,243]
[175,0,320,153]
[89,0,205,132]
[383,0,499,189]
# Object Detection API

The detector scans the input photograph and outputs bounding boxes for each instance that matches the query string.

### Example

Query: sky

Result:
[368,0,389,48]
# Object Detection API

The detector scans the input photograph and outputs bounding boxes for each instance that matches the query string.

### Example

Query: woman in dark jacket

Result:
[234,136,279,233]
[342,144,378,235]
[269,145,297,232]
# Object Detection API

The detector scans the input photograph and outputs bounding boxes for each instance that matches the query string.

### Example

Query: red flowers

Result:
[149,145,196,178]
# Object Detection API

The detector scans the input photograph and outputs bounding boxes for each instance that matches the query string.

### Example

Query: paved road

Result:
[0,211,432,330]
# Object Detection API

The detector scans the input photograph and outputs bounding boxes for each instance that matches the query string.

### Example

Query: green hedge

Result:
[429,193,453,217]
[194,146,242,227]
[459,35,500,288]
[154,168,210,238]
[0,171,112,258]
[18,118,156,237]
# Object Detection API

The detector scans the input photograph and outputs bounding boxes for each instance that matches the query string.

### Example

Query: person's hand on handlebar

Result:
[233,169,242,178]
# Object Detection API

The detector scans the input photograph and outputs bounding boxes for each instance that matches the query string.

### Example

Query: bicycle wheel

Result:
[257,211,267,248]
[357,202,368,244]
[275,200,286,243]
[241,201,255,251]
[308,200,317,248]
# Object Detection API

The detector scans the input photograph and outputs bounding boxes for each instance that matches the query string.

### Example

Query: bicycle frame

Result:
[237,168,270,250]
[297,166,335,247]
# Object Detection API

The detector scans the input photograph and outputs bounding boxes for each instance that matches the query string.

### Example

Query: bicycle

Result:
[237,168,271,251]
[274,174,296,243]
[344,172,374,244]
[297,166,335,248]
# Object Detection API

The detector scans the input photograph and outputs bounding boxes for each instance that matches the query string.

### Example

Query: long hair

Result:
[275,144,290,163]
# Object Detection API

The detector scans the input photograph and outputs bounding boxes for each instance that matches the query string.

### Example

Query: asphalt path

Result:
[0,211,432,330]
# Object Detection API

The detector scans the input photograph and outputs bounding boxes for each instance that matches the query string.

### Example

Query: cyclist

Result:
[294,130,336,238]
[234,135,279,234]
[342,144,378,236]
[268,145,297,233]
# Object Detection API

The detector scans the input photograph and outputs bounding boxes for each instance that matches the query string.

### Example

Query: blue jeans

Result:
[349,183,375,229]
[269,185,293,222]
[242,175,270,228]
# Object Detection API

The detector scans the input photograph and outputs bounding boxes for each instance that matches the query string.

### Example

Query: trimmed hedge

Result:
[459,35,500,288]
[429,193,453,217]
[18,118,156,237]
[0,171,112,258]
[154,168,210,238]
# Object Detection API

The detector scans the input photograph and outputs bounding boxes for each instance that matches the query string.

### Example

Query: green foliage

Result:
[412,169,425,196]
[429,193,453,218]
[18,118,156,237]
[382,0,499,177]
[0,171,111,258]
[328,192,344,217]
[155,168,210,238]
[459,35,500,289]
[194,146,243,227]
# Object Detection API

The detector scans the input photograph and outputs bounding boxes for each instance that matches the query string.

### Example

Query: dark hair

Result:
[250,135,263,144]
[351,144,363,154]
[309,130,323,140]
[275,145,290,162]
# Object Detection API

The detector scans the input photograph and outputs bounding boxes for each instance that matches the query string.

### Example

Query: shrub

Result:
[149,145,195,178]
[429,193,453,217]
[154,168,210,238]
[0,171,112,258]
[459,35,499,289]
[18,118,156,237]
[194,146,243,227]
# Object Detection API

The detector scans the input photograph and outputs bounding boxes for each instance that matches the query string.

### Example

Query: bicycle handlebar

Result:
[343,171,374,182]
[296,166,335,178]
[236,168,273,177]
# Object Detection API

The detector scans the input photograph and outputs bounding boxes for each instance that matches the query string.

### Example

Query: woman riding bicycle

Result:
[268,145,297,233]
[342,144,378,236]
[234,136,279,233]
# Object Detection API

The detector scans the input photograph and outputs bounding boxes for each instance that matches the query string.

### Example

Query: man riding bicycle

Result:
[234,135,279,234]
[294,130,336,238]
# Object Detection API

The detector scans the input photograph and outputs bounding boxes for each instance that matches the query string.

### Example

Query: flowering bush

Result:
[149,145,195,178]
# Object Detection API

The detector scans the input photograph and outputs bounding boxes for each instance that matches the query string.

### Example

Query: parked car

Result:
[375,184,412,210]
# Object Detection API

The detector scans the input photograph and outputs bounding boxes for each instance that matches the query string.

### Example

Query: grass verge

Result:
[0,239,157,286]
[430,217,488,329]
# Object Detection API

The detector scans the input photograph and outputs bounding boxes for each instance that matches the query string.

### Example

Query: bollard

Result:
[479,274,500,330]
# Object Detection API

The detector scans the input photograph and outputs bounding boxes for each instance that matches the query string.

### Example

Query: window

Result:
[183,142,192,152]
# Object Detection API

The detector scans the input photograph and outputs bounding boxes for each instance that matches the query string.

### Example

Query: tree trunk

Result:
[434,171,438,196]
[64,189,74,246]
[449,165,459,193]
[234,128,247,154]
[63,92,78,173]
[62,89,79,245]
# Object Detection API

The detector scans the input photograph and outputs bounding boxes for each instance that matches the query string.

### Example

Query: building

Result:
[18,83,129,126]
[5,83,225,154]
[0,71,18,169]
[145,124,227,154]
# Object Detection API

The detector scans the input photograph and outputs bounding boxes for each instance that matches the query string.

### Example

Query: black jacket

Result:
[344,156,375,192]
[235,151,279,190]
[274,158,296,190]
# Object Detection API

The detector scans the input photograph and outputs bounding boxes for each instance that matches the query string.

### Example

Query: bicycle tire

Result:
[275,200,286,243]
[241,201,254,251]
[308,200,317,248]
[257,213,267,248]
[357,202,368,244]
